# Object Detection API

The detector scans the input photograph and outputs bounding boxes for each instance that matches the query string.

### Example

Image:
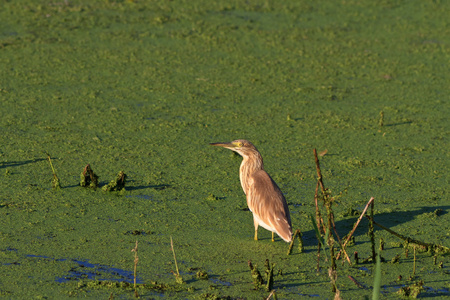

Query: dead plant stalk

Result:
[131,240,139,298]
[336,197,374,260]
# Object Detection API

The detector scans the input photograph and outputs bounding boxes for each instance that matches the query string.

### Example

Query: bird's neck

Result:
[239,153,263,195]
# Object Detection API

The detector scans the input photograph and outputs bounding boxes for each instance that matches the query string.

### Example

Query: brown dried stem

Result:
[336,197,375,260]
[266,290,276,300]
[314,181,326,234]
[347,275,366,289]
[314,148,339,292]
[131,240,139,298]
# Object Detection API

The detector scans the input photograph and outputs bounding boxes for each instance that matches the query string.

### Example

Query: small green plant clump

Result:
[264,259,275,292]
[206,193,220,201]
[144,281,187,293]
[102,171,127,192]
[248,260,263,290]
[196,270,209,280]
[396,280,424,298]
[287,229,304,255]
[379,110,384,127]
[248,259,276,292]
[80,164,99,189]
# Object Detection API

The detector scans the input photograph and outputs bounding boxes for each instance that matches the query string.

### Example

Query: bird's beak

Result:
[210,142,235,149]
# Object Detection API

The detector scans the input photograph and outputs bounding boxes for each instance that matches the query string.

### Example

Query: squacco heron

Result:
[210,139,292,242]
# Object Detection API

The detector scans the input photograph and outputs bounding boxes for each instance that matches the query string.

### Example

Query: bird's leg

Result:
[253,218,259,241]
[272,232,274,242]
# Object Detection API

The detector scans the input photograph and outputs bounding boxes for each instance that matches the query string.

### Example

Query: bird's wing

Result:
[247,170,292,240]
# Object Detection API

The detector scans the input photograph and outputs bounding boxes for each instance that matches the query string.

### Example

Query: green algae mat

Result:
[1,0,449,299]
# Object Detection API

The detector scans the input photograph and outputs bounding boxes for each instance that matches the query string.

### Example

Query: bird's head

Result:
[210,139,259,158]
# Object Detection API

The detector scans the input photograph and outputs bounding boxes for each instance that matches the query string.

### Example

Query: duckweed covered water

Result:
[1,0,449,298]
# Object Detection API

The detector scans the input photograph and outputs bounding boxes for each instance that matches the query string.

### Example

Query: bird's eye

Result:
[238,142,243,147]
